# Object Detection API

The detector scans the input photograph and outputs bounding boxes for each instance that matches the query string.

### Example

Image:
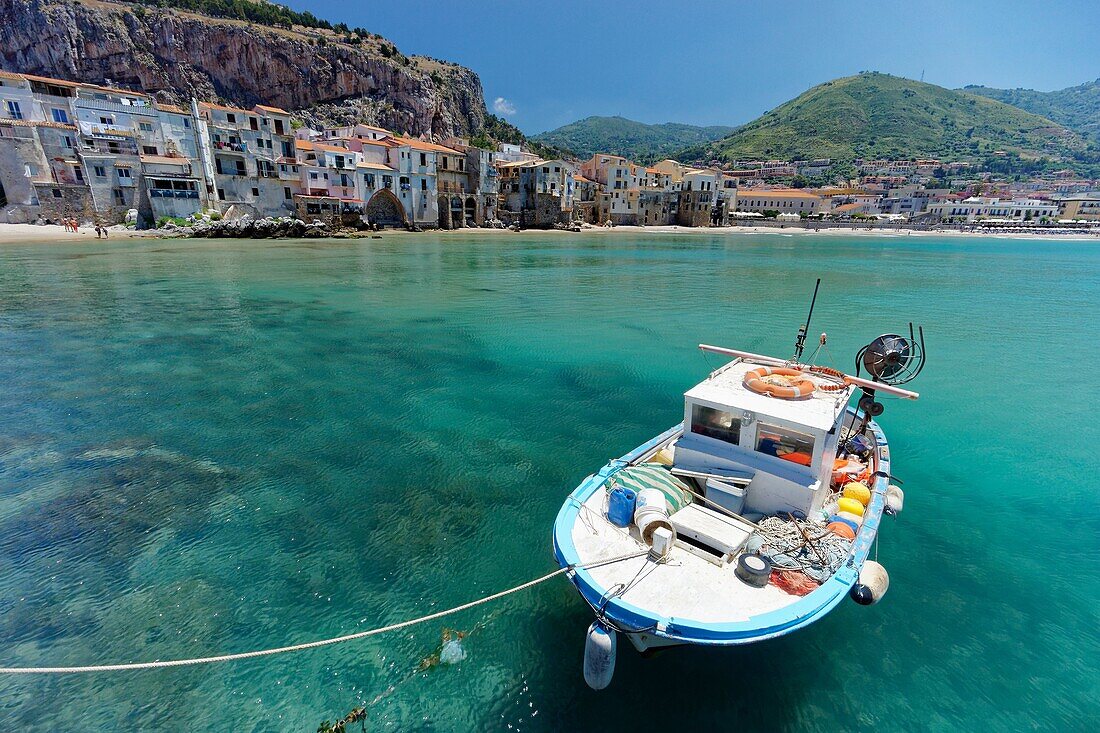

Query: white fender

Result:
[583,621,617,690]
[885,484,905,515]
[850,560,890,605]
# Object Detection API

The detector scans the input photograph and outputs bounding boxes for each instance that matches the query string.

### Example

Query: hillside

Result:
[687,73,1095,172]
[533,116,734,162]
[962,79,1100,145]
[0,0,496,139]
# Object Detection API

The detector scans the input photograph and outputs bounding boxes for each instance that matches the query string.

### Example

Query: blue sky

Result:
[286,0,1099,135]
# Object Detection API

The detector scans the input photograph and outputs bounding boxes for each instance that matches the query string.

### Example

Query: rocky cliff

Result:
[0,0,487,138]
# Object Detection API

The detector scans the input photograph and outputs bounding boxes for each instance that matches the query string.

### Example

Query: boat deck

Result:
[570,489,799,624]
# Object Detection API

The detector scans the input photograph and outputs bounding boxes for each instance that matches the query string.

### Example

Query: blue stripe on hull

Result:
[552,408,891,646]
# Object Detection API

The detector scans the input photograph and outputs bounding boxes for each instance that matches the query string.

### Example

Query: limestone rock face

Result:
[0,0,487,137]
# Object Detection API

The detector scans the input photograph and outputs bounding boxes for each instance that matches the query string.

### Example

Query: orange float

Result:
[743,367,815,399]
[826,521,857,540]
[807,365,851,392]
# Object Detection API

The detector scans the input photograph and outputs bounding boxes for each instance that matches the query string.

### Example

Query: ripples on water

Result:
[0,234,1097,731]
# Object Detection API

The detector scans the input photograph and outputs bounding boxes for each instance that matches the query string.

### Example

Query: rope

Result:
[0,551,647,675]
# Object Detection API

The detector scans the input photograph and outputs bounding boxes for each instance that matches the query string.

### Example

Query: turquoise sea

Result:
[0,232,1097,731]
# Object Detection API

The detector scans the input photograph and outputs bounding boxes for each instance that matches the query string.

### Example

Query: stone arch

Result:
[464,196,478,226]
[366,188,407,228]
[438,195,452,229]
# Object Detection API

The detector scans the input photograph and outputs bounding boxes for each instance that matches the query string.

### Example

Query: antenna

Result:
[793,278,821,361]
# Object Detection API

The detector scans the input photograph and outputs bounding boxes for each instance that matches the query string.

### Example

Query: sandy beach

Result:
[1,221,1096,244]
[0,222,147,245]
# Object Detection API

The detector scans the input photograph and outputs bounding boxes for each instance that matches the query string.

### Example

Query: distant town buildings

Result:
[1,70,1097,230]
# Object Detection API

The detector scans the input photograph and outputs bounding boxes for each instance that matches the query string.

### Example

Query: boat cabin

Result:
[672,359,855,520]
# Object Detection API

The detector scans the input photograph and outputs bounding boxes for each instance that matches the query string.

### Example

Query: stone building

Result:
[200,102,298,218]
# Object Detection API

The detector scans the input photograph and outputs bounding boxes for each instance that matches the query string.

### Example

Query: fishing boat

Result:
[552,282,926,689]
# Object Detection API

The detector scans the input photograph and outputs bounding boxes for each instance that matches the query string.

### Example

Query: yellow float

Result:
[837,496,865,517]
[842,481,872,506]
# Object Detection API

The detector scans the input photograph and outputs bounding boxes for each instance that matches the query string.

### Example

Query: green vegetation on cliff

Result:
[533,116,734,163]
[962,79,1100,145]
[684,73,1096,174]
[124,0,340,31]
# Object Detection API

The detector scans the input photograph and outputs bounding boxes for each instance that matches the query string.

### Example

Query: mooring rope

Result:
[0,551,647,675]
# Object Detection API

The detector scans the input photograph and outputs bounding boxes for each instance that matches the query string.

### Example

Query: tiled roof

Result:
[157,103,188,115]
[200,101,252,116]
[254,104,289,114]
[140,155,190,165]
[356,161,397,171]
[391,136,461,154]
[0,118,77,130]
[737,188,822,199]
[313,141,354,153]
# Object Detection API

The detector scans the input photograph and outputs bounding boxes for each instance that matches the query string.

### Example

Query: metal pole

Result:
[698,344,920,400]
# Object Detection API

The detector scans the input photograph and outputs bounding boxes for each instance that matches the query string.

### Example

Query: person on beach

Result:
[71,218,79,233]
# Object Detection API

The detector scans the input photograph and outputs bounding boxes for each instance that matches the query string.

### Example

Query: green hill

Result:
[962,79,1100,144]
[687,73,1095,173]
[532,116,734,162]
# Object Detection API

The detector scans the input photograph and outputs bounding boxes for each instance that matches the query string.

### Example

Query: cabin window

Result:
[755,423,815,465]
[690,404,739,445]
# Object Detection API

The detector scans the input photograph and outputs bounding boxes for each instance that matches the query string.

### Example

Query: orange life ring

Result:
[743,367,816,399]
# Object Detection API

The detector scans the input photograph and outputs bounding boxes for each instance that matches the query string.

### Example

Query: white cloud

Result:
[493,97,517,116]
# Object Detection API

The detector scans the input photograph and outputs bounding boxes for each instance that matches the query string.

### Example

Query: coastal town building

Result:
[1055,193,1100,221]
[498,158,577,227]
[926,196,1059,222]
[4,71,1099,232]
[735,188,823,216]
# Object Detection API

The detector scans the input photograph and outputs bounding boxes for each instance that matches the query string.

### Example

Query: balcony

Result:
[76,97,155,116]
[150,189,199,199]
[214,141,248,153]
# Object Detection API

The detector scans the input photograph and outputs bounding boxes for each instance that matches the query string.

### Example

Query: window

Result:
[226,113,236,124]
[284,186,292,200]
[420,153,427,166]
[139,121,153,132]
[310,171,319,180]
[25,163,38,176]
[183,118,191,128]
[218,188,225,200]
[249,117,258,131]
[52,188,62,198]
[142,145,157,155]
[117,167,132,181]
[99,116,114,126]
[364,173,375,188]
[94,165,107,178]
[251,187,259,196]
[62,135,74,149]
[74,166,83,182]
[420,178,427,191]
[755,423,815,465]
[52,108,69,123]
[6,100,23,119]
[690,404,739,445]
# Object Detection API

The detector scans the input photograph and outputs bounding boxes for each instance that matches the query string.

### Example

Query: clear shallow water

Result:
[0,233,1097,732]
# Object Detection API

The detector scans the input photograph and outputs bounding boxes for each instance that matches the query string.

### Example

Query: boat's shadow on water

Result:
[506,589,831,732]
